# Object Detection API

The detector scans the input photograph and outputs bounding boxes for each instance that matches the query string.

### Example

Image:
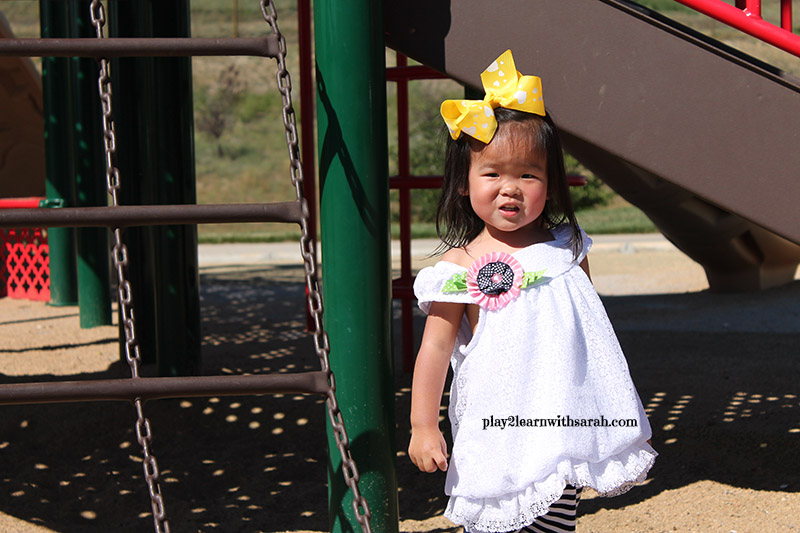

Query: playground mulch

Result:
[1,239,799,532]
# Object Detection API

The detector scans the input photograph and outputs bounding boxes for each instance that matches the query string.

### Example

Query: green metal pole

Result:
[110,0,200,375]
[70,0,111,328]
[151,0,201,377]
[110,1,159,366]
[40,0,78,307]
[314,1,398,531]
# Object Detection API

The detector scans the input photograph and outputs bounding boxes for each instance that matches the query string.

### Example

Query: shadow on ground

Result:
[0,266,798,532]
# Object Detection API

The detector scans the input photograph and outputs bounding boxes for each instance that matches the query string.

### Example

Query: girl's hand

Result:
[409,301,462,474]
[409,426,448,472]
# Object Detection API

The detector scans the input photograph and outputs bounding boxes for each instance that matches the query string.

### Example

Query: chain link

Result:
[90,2,170,531]
[260,1,372,530]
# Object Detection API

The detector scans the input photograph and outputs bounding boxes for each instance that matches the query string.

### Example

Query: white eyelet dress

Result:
[413,225,657,533]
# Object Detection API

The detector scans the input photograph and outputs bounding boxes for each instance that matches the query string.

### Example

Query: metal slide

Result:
[384,0,800,291]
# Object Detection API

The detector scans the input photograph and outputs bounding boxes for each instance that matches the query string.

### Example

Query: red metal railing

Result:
[674,0,800,57]
[388,54,447,372]
[0,197,46,209]
[297,0,317,332]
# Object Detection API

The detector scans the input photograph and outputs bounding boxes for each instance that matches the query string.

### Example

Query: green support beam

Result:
[314,1,399,531]
[70,1,111,328]
[110,2,159,366]
[40,0,78,307]
[110,1,200,375]
[151,2,201,377]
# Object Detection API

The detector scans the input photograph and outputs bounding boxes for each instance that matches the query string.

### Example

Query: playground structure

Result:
[385,0,800,293]
[0,0,799,532]
[0,1,381,531]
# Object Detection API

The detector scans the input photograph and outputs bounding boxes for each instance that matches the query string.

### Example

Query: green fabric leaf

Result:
[519,270,546,289]
[442,272,467,293]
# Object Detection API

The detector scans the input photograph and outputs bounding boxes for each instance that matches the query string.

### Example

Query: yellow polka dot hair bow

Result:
[440,49,545,143]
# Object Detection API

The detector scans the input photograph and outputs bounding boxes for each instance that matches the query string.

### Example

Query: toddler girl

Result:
[409,50,656,533]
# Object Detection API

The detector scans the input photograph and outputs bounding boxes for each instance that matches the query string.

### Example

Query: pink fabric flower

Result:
[466,252,524,310]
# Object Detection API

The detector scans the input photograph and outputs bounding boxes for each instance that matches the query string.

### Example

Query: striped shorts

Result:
[467,485,583,533]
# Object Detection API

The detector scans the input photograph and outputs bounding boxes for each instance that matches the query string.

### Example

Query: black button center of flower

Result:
[476,261,514,295]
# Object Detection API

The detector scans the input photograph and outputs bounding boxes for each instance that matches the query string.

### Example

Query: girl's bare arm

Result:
[408,301,465,472]
[579,256,591,281]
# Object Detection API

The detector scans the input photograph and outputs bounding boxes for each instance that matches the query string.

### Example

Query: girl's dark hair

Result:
[435,107,583,259]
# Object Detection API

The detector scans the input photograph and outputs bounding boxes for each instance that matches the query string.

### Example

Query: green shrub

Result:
[564,153,615,211]
[195,65,246,157]
[235,91,282,123]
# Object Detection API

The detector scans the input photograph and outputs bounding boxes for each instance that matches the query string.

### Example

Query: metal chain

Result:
[260,1,373,531]
[89,2,170,532]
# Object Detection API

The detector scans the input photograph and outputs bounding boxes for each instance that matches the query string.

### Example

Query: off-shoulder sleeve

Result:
[413,261,472,314]
[550,223,592,264]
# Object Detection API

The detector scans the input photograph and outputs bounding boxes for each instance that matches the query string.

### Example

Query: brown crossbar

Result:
[0,202,304,228]
[0,36,280,58]
[0,372,330,405]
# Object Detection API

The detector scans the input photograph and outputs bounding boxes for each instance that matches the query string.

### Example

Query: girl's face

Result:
[465,124,548,239]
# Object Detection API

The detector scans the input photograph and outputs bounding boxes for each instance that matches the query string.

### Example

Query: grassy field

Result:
[2,0,797,242]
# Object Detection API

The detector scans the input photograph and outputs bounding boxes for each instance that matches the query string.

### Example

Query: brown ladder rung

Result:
[0,36,280,58]
[0,202,305,228]
[0,371,330,406]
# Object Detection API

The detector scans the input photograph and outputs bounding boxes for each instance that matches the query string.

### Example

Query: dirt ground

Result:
[1,237,799,533]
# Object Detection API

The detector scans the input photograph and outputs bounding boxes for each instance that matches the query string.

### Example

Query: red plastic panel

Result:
[0,228,50,301]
